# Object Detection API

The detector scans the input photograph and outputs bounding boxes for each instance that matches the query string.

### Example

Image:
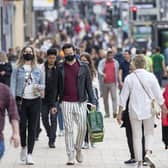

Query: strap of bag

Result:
[134,72,152,100]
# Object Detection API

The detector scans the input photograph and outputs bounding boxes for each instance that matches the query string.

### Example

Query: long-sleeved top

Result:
[52,59,96,106]
[10,65,45,98]
[0,83,19,140]
[119,69,164,120]
[0,62,12,86]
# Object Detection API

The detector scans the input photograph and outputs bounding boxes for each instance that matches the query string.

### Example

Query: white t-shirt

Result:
[23,65,38,99]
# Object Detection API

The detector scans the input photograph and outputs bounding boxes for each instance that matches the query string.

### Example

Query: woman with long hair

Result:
[0,52,12,86]
[11,46,45,165]
[80,52,99,149]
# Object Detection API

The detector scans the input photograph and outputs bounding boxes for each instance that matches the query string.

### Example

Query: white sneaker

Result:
[82,142,89,149]
[26,154,34,165]
[134,161,143,168]
[58,130,64,136]
[145,152,155,168]
[20,147,27,161]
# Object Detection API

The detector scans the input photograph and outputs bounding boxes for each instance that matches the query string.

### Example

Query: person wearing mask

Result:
[80,52,99,149]
[117,55,167,168]
[98,49,119,118]
[10,46,45,165]
[41,48,59,148]
[51,43,96,165]
[0,52,12,86]
[0,82,20,160]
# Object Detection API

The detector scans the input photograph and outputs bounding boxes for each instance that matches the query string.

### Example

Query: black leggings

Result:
[19,98,41,154]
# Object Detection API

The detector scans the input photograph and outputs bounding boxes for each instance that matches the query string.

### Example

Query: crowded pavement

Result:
[1,1,168,168]
[1,98,168,168]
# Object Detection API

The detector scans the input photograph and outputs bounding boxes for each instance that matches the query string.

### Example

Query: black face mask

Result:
[65,55,75,62]
[23,54,34,61]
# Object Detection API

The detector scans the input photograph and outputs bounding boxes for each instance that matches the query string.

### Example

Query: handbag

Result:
[87,105,104,143]
[134,72,160,115]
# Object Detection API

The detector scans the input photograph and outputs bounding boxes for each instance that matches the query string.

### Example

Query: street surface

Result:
[1,98,168,168]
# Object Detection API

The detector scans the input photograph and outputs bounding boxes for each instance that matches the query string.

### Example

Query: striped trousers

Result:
[61,101,87,158]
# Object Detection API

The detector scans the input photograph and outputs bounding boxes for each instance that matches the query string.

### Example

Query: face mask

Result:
[65,55,75,62]
[23,54,34,61]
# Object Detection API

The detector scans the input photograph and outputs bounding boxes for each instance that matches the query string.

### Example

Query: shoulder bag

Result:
[134,72,160,115]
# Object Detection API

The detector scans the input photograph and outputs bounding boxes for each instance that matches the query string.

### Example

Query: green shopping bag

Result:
[87,109,104,143]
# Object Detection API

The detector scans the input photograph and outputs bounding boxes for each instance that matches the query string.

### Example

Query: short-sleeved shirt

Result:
[0,83,19,140]
[152,53,164,72]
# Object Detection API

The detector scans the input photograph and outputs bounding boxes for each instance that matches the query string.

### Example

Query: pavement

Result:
[1,98,168,168]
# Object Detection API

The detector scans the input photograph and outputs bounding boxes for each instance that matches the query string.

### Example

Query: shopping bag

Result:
[87,109,104,143]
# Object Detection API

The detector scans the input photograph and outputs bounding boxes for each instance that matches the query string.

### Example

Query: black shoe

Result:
[104,115,110,118]
[48,142,55,148]
[124,159,136,164]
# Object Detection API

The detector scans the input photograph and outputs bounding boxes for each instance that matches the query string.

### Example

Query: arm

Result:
[117,77,131,124]
[97,59,105,76]
[10,119,20,147]
[6,87,20,147]
[118,69,123,89]
[10,66,17,97]
[85,66,96,105]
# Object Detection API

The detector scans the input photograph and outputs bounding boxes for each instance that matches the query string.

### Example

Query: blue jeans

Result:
[56,102,64,131]
[0,140,5,160]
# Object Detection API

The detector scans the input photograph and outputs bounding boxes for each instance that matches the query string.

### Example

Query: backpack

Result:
[87,109,104,143]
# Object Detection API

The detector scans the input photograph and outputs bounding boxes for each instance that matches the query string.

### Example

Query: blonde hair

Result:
[133,55,146,69]
[16,46,37,68]
[0,52,8,63]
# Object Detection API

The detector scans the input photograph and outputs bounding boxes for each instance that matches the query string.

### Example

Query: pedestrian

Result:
[0,82,20,160]
[117,55,167,168]
[151,47,167,86]
[51,43,96,165]
[98,49,119,118]
[41,48,59,148]
[118,51,147,166]
[0,52,12,86]
[80,52,99,149]
[162,84,168,149]
[10,46,45,165]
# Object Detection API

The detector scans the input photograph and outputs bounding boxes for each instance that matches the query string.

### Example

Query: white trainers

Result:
[58,130,64,136]
[20,147,27,161]
[26,154,34,165]
[82,142,89,149]
[145,151,155,168]
[76,150,83,163]
[134,161,143,168]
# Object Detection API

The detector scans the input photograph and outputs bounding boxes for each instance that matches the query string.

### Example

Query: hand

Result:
[10,133,20,148]
[161,104,168,114]
[116,113,122,125]
[156,112,160,119]
[0,71,5,76]
[51,107,57,114]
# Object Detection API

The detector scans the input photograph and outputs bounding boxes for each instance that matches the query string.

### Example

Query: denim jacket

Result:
[10,65,45,97]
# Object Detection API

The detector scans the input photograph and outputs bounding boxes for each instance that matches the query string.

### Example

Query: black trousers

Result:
[41,103,57,143]
[162,126,168,146]
[19,98,41,154]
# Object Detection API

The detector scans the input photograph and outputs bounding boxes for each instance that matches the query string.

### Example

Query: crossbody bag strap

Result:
[134,72,152,100]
